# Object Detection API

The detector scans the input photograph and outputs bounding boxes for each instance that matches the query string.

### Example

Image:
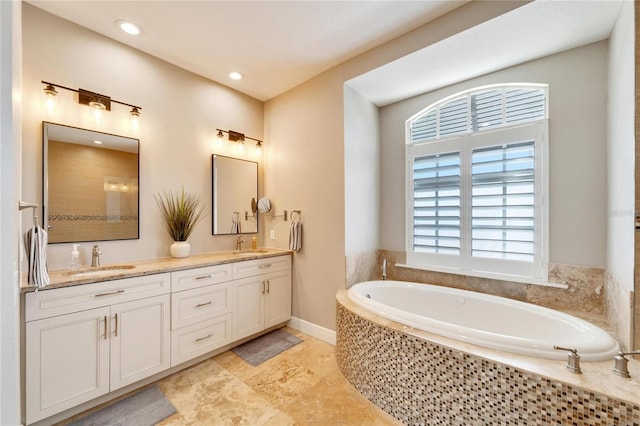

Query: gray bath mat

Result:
[232,328,303,366]
[69,385,176,426]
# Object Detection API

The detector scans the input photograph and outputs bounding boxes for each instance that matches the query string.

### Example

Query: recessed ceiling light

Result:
[116,20,142,36]
[229,72,244,81]
[93,140,103,145]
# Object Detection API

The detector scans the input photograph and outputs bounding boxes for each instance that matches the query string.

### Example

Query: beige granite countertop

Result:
[21,248,292,293]
[336,290,640,406]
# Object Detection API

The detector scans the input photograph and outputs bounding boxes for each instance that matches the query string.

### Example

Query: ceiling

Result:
[349,0,623,106]
[27,0,468,102]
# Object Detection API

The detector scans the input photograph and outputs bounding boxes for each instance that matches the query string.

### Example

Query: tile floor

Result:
[63,327,401,425]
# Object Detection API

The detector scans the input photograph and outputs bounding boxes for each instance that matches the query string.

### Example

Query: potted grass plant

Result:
[155,187,205,258]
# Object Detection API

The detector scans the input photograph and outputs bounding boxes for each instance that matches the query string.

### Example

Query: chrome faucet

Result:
[382,258,387,280]
[553,346,581,374]
[91,245,101,267]
[612,351,640,378]
[235,236,245,251]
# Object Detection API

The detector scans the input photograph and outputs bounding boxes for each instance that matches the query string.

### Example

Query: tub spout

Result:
[382,258,387,280]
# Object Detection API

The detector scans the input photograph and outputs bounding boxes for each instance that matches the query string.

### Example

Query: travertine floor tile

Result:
[157,358,282,426]
[280,370,402,426]
[243,356,323,408]
[64,328,397,426]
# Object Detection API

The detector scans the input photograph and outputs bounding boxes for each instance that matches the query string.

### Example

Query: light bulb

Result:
[43,84,58,114]
[117,20,142,36]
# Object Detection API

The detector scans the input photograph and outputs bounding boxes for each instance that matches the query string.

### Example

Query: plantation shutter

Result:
[409,86,546,143]
[471,141,535,262]
[410,109,436,143]
[438,97,468,137]
[413,152,461,255]
[505,88,545,124]
[471,90,503,130]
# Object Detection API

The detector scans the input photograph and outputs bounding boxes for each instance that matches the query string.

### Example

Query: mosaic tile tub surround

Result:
[336,292,640,425]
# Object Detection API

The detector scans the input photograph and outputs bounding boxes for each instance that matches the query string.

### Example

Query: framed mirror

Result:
[212,155,258,235]
[43,122,140,243]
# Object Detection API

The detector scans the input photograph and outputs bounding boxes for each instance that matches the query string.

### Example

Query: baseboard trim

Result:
[287,316,336,346]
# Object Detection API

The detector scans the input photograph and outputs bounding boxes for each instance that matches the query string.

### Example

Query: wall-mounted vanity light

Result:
[216,128,263,157]
[41,80,142,119]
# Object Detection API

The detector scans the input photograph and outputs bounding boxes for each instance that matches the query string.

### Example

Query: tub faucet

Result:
[382,258,387,281]
[553,346,581,374]
[612,351,640,378]
[235,236,245,251]
[91,245,101,267]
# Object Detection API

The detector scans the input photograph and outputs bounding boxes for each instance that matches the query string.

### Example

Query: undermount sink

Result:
[68,264,136,278]
[232,249,269,256]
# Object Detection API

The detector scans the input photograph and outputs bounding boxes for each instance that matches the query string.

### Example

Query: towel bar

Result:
[19,201,40,226]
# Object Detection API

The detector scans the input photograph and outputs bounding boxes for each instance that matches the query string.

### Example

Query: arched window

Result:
[405,84,548,283]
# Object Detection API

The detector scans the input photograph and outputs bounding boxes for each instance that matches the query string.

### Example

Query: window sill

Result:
[395,263,568,290]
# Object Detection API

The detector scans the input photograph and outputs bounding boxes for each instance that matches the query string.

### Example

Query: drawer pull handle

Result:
[195,274,213,280]
[259,264,272,269]
[195,301,212,308]
[114,313,119,337]
[266,279,270,294]
[261,280,266,295]
[95,289,125,297]
[195,334,213,343]
[103,316,108,340]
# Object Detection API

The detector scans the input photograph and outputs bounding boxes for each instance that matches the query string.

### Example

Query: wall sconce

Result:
[216,128,263,157]
[41,80,142,118]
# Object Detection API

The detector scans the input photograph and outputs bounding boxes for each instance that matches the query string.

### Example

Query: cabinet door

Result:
[25,307,110,424]
[234,276,265,340]
[110,295,170,390]
[264,269,292,328]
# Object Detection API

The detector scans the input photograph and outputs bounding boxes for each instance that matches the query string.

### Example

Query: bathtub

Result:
[347,280,619,361]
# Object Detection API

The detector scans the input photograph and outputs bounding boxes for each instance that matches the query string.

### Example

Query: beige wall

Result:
[606,0,635,351]
[265,1,527,330]
[380,41,608,268]
[22,4,264,269]
[1,1,22,424]
[608,0,635,289]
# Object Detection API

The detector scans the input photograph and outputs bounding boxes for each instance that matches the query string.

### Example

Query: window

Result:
[406,84,548,282]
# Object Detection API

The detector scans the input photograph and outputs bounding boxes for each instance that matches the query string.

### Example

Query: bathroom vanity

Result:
[21,249,291,425]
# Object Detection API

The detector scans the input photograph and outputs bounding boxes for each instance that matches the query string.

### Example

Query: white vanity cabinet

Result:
[24,274,171,424]
[170,265,234,366]
[23,253,292,425]
[233,256,292,340]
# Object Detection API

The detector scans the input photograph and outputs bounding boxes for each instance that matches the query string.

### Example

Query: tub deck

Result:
[336,290,640,425]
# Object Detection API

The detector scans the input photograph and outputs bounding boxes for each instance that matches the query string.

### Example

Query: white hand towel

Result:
[24,225,50,288]
[289,219,302,251]
[231,216,240,234]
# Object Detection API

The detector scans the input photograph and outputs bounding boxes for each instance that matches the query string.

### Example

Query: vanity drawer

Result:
[25,273,171,322]
[171,313,232,366]
[171,264,233,292]
[171,283,233,330]
[232,255,291,279]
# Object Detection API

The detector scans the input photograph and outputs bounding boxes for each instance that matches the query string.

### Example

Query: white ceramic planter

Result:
[170,241,190,258]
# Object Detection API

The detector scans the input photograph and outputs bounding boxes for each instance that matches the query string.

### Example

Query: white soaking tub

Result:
[347,280,619,361]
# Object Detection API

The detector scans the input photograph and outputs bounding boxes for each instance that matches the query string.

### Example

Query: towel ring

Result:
[291,210,301,220]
